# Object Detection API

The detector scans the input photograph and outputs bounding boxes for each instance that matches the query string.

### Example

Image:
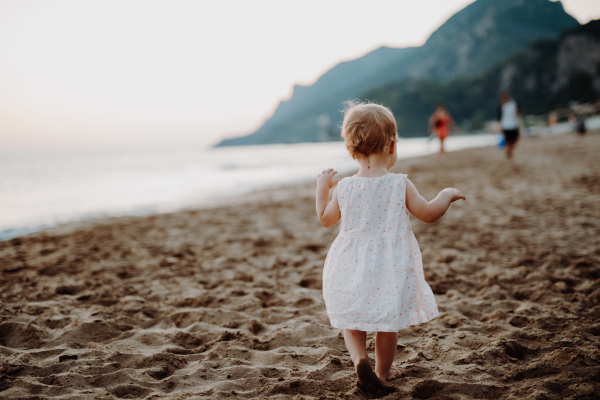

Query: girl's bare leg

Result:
[343,329,367,367]
[343,329,382,389]
[374,332,403,382]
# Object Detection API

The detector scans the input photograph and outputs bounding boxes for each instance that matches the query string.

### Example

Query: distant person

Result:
[428,103,456,154]
[568,113,577,125]
[576,115,587,136]
[548,112,557,135]
[316,101,465,391]
[497,92,521,159]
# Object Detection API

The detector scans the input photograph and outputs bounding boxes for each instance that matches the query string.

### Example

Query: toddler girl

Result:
[315,101,465,390]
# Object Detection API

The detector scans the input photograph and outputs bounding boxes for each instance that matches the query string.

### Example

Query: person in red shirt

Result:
[428,104,456,154]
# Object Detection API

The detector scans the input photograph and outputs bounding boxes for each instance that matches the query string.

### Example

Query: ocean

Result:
[1,134,498,240]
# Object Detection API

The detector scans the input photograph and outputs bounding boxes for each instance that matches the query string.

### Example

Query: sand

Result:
[1,132,599,399]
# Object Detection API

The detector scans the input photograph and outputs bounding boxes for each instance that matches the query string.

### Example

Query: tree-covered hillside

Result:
[363,20,600,137]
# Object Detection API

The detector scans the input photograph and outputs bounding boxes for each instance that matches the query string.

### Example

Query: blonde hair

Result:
[341,101,398,159]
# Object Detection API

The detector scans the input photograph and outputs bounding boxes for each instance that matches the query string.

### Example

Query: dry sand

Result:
[1,132,599,399]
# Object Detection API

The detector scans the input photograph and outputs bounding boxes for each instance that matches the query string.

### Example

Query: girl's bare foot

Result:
[356,358,383,390]
[380,367,405,382]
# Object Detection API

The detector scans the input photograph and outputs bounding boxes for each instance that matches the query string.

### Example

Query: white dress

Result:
[322,174,439,332]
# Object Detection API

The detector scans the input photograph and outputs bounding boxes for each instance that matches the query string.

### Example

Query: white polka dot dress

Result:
[322,174,439,332]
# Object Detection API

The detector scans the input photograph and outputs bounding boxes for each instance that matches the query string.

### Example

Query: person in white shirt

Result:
[497,92,521,159]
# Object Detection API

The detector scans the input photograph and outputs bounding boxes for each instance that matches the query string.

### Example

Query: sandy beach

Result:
[1,132,599,399]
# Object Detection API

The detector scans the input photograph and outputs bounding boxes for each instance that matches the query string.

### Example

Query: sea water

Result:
[0,134,497,240]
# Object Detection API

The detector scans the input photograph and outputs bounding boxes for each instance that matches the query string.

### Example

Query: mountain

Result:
[217,0,578,146]
[496,19,600,115]
[363,19,600,134]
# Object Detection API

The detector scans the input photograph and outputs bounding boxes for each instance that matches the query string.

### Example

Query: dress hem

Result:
[328,312,439,333]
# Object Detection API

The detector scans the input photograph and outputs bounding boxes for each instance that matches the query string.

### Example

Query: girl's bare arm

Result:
[316,169,341,227]
[406,178,465,223]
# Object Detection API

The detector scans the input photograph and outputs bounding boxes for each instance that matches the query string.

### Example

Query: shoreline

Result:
[1,132,599,399]
[1,133,498,242]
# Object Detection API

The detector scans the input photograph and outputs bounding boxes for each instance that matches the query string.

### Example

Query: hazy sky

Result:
[1,0,599,151]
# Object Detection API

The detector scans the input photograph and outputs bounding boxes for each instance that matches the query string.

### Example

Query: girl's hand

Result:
[316,169,342,227]
[317,168,340,189]
[443,188,466,202]
[406,180,464,223]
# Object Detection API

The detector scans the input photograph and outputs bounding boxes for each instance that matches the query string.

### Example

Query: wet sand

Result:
[1,132,599,399]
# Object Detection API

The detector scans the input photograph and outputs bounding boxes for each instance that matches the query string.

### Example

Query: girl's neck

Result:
[355,154,391,178]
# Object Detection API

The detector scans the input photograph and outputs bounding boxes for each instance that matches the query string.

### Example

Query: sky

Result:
[1,0,599,151]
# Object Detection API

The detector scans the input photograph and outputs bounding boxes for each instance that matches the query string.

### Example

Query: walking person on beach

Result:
[428,103,456,154]
[315,101,465,391]
[497,92,521,159]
